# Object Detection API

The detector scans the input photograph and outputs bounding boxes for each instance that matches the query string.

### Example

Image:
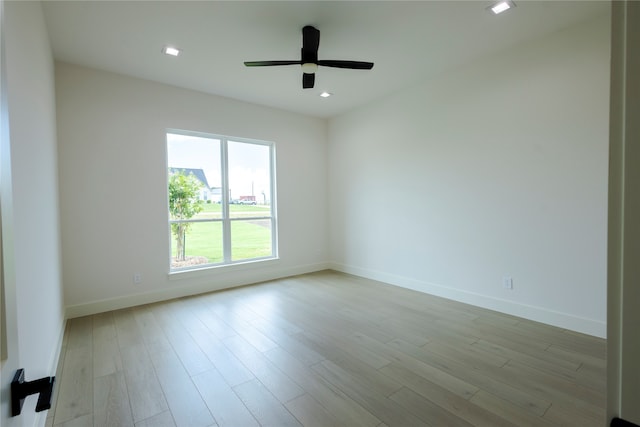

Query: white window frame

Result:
[166,129,278,272]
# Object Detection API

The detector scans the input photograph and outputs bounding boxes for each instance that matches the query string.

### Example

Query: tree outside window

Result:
[168,171,204,262]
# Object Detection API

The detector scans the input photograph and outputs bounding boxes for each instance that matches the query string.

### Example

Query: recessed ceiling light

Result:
[320,92,332,98]
[488,0,515,15]
[162,46,181,57]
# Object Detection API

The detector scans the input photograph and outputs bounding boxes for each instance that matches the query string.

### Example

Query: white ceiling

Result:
[42,1,609,118]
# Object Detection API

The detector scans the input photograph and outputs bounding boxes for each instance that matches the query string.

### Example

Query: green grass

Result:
[195,202,271,219]
[171,218,272,266]
[170,202,273,268]
[174,221,223,263]
[230,220,272,260]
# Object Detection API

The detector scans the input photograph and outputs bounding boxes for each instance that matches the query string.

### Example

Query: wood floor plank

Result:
[386,338,553,417]
[468,309,521,328]
[52,271,605,427]
[471,339,580,373]
[250,321,326,366]
[576,361,607,391]
[130,305,167,345]
[93,312,123,378]
[119,344,169,423]
[278,286,397,345]
[190,299,239,340]
[380,361,478,408]
[92,312,117,339]
[333,308,399,344]
[546,343,606,371]
[146,303,214,376]
[351,332,479,399]
[294,331,398,393]
[457,318,553,353]
[263,347,381,427]
[222,334,305,403]
[387,386,472,427]
[285,394,341,427]
[542,402,605,427]
[66,316,93,350]
[385,370,516,427]
[297,328,392,370]
[383,360,521,427]
[181,290,277,351]
[500,360,605,410]
[423,339,510,370]
[185,321,255,387]
[192,368,260,427]
[247,306,305,336]
[145,338,215,427]
[53,346,93,425]
[311,360,426,426]
[113,308,146,349]
[53,414,93,427]
[233,379,303,427]
[472,338,605,393]
[226,316,279,352]
[134,411,176,427]
[520,324,606,360]
[469,390,555,427]
[93,371,134,427]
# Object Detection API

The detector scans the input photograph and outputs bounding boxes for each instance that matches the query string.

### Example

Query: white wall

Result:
[1,1,65,426]
[55,63,328,316]
[328,15,610,337]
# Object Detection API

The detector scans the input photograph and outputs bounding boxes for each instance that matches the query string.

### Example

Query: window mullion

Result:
[269,144,277,258]
[220,138,232,262]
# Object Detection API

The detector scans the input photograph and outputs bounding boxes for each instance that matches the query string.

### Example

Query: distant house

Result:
[168,167,219,202]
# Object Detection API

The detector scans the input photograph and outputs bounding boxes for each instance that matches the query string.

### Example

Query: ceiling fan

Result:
[244,25,374,89]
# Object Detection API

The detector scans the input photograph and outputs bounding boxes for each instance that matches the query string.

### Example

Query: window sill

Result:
[167,256,280,281]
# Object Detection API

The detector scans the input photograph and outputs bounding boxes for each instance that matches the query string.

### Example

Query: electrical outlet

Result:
[133,273,142,284]
[502,276,513,290]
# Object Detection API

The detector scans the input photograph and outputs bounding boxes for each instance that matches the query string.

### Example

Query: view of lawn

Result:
[170,203,273,267]
[195,202,271,219]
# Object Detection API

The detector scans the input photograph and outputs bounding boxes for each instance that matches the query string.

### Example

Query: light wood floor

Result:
[46,270,606,427]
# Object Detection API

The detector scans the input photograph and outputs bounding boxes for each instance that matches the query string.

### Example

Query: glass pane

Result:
[197,200,223,220]
[167,133,222,220]
[170,221,223,269]
[231,219,272,261]
[228,141,271,219]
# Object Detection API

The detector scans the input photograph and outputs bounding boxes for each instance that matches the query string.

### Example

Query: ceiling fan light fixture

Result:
[488,0,515,15]
[301,63,318,74]
[162,46,181,57]
[244,26,374,89]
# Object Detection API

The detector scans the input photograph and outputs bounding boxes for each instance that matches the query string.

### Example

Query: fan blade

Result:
[317,60,374,70]
[244,60,301,67]
[302,73,315,89]
[301,26,320,63]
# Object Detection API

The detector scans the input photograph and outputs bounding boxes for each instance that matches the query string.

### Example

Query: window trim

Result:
[166,129,278,273]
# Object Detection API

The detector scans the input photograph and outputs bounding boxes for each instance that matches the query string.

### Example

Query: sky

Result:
[166,132,272,201]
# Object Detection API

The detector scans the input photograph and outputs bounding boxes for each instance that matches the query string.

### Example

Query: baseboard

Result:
[65,262,330,319]
[329,262,606,338]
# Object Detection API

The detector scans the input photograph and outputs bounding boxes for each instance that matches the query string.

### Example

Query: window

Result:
[166,130,276,271]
